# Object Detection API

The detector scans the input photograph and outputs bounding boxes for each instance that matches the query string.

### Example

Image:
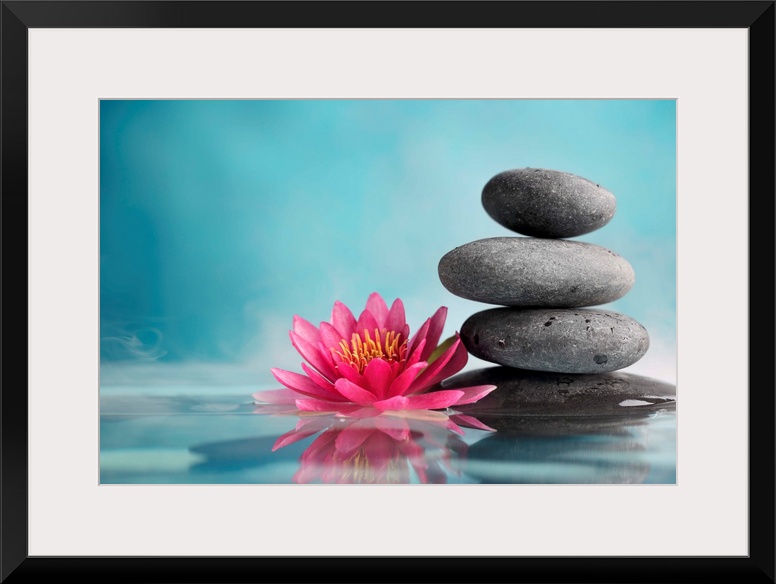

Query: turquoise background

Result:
[100,99,676,384]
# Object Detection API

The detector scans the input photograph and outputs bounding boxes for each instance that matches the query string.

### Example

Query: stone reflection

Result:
[442,366,676,483]
[456,416,659,484]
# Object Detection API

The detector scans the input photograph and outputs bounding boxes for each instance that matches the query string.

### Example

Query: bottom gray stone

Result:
[442,366,676,417]
[460,307,650,373]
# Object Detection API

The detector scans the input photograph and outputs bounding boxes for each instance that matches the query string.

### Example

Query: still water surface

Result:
[100,383,676,485]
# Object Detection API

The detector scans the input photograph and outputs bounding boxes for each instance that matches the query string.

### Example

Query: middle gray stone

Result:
[438,237,635,307]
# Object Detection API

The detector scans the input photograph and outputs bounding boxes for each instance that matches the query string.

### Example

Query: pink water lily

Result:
[253,292,496,412]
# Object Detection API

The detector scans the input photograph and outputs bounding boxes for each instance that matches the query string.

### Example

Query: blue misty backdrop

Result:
[100,99,676,387]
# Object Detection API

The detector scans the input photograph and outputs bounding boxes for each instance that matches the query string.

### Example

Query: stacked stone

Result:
[438,168,650,375]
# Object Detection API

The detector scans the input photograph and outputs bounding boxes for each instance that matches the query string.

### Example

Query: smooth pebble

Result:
[443,366,673,416]
[438,237,635,307]
[482,167,616,238]
[460,307,650,373]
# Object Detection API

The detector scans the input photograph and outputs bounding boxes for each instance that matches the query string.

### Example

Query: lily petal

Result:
[406,336,468,394]
[388,361,428,397]
[316,340,339,370]
[300,362,337,391]
[252,388,298,405]
[407,317,430,358]
[292,314,321,345]
[336,361,368,388]
[295,398,350,412]
[319,322,345,356]
[404,389,465,410]
[365,292,389,327]
[334,378,378,405]
[330,300,358,338]
[420,306,447,361]
[271,368,347,402]
[392,408,453,424]
[289,331,339,381]
[372,395,409,411]
[450,384,498,406]
[355,309,380,337]
[385,298,406,332]
[403,338,426,370]
[363,358,394,400]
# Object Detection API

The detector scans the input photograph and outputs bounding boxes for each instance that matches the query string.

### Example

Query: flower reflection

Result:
[254,404,495,484]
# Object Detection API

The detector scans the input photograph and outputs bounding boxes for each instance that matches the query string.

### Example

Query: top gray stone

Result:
[482,167,616,238]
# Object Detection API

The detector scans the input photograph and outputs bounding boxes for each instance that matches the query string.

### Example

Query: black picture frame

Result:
[2,1,773,582]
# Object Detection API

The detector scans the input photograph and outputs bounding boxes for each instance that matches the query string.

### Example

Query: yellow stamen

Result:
[334,328,408,374]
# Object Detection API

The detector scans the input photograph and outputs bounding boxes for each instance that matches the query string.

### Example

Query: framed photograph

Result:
[4,1,773,582]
